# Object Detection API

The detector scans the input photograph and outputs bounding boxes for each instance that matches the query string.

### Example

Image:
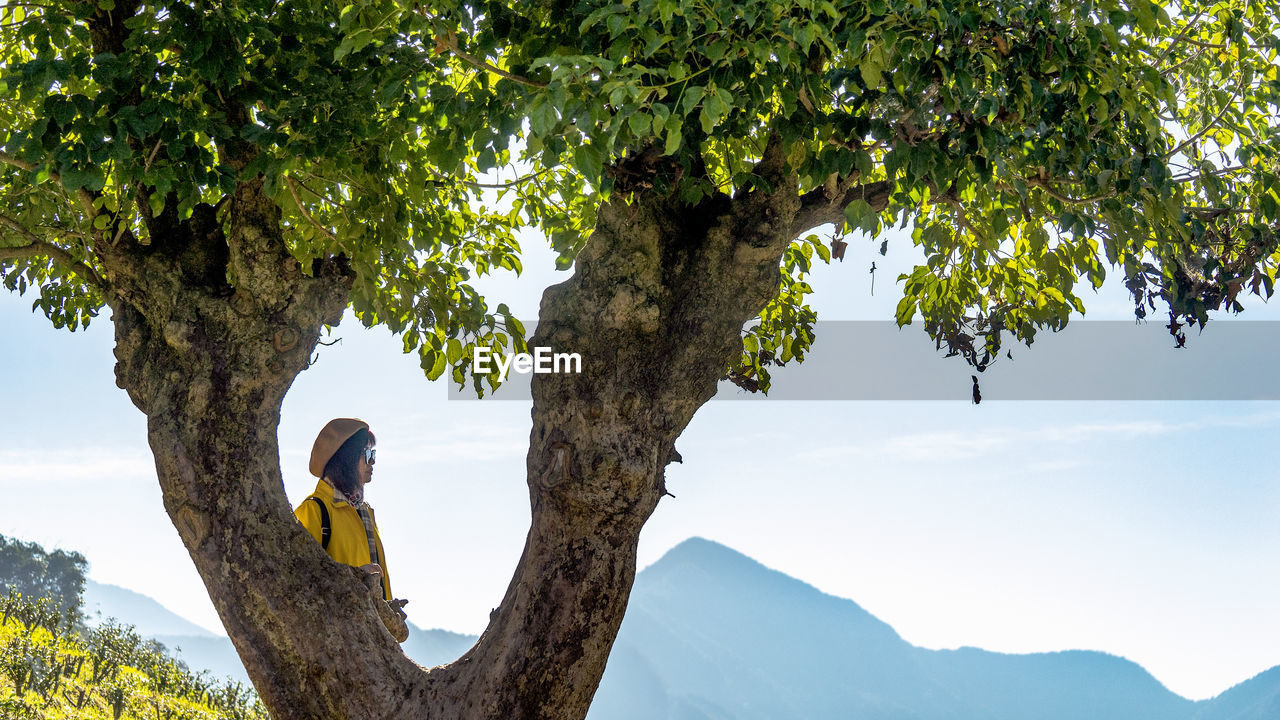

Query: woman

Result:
[295,418,407,640]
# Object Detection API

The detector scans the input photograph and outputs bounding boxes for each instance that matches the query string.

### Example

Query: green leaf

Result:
[895,296,916,326]
[858,47,885,87]
[627,112,650,137]
[573,143,603,182]
[334,29,373,61]
[664,122,683,155]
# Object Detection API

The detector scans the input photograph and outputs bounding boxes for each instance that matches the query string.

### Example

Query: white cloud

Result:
[1038,420,1177,443]
[0,447,154,483]
[1024,458,1085,473]
[1041,410,1280,444]
[805,430,1009,464]
[880,431,1011,461]
[807,409,1280,468]
[395,418,530,464]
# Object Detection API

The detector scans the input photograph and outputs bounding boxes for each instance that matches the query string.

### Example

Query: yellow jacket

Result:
[295,479,393,601]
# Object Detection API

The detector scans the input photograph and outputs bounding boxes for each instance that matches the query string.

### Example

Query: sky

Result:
[2,223,1279,702]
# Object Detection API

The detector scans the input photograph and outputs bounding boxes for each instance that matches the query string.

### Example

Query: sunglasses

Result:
[363,447,376,465]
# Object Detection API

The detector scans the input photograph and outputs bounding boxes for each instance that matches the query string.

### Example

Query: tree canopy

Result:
[3,0,1278,387]
[0,533,87,621]
[2,0,1279,718]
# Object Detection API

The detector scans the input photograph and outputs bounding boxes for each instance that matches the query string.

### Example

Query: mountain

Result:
[588,537,1280,720]
[151,623,477,687]
[80,580,251,684]
[592,537,958,720]
[1196,667,1280,720]
[83,579,479,686]
[83,580,219,637]
[914,647,1192,720]
[85,540,1280,720]
[402,625,478,668]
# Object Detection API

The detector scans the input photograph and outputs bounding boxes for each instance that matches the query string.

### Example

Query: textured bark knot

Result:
[273,326,300,353]
[230,291,255,317]
[620,392,638,418]
[174,506,209,546]
[162,320,193,352]
[187,378,213,414]
[537,430,573,486]
[174,443,198,487]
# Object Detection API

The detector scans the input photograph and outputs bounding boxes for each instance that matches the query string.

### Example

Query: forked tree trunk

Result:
[107,146,802,719]
[432,145,804,717]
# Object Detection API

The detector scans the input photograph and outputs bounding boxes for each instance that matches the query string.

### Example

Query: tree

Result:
[0,533,88,621]
[1,0,1277,717]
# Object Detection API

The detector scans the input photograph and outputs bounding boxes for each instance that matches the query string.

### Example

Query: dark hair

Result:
[323,427,371,497]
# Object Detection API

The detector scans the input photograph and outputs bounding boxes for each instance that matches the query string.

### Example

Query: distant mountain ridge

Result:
[589,538,1280,720]
[1197,666,1280,720]
[87,539,1280,719]
[149,623,475,686]
[83,580,219,637]
[83,579,476,685]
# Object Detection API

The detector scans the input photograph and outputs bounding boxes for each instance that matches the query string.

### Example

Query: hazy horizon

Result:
[51,534,1280,704]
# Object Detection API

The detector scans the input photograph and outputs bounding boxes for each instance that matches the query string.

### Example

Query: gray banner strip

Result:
[447,320,1280,401]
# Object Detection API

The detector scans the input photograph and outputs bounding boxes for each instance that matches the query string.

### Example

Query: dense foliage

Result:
[1,591,266,720]
[0,535,87,623]
[2,0,1278,391]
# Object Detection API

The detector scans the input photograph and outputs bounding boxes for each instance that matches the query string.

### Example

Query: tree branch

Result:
[1165,72,1247,160]
[1,152,100,216]
[1177,37,1271,51]
[1157,9,1209,63]
[286,176,338,240]
[1157,45,1208,79]
[0,245,43,262]
[0,211,107,289]
[0,151,37,172]
[437,30,548,89]
[290,176,355,224]
[945,197,986,243]
[452,167,555,190]
[791,177,893,238]
[1172,164,1246,183]
[1013,175,1113,205]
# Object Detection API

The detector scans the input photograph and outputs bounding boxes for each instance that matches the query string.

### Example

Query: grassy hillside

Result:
[1,591,266,720]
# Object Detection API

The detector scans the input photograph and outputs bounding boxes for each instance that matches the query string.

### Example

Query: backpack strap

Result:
[309,497,331,550]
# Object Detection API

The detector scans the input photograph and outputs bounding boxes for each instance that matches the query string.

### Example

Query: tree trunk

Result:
[108,181,431,717]
[107,145,802,719]
[428,141,803,718]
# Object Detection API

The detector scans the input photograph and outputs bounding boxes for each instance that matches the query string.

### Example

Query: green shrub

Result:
[1,590,267,720]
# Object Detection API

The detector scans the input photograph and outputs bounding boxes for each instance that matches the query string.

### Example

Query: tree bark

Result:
[106,142,804,719]
[107,180,431,717]
[428,140,804,718]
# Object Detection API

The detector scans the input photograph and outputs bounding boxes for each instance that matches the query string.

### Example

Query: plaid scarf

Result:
[333,485,380,568]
